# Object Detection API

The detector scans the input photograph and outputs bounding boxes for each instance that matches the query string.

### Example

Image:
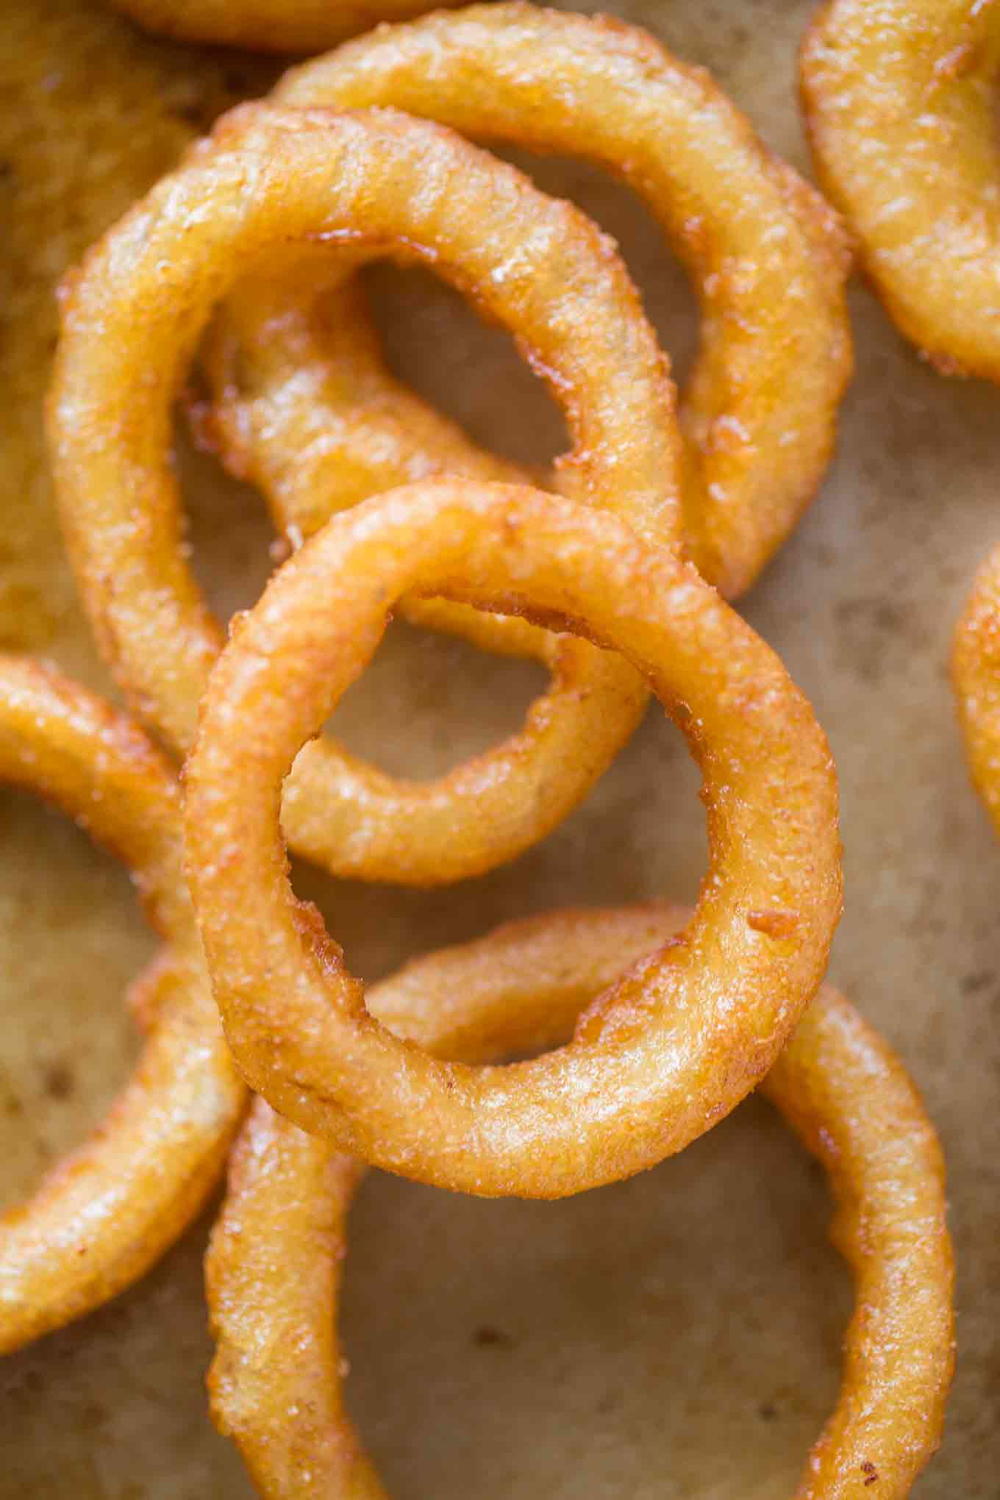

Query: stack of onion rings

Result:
[0,656,244,1355]
[801,0,1000,381]
[184,477,842,1198]
[205,2,851,600]
[49,101,680,887]
[11,4,962,1489]
[206,902,954,1500]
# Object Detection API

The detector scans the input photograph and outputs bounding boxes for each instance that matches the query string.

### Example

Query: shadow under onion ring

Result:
[184,478,842,1199]
[49,102,678,886]
[206,903,954,1500]
[0,657,244,1355]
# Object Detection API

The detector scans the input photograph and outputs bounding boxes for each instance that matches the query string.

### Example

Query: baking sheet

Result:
[0,0,997,1493]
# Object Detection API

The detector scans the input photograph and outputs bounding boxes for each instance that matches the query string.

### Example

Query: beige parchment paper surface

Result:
[0,0,996,1493]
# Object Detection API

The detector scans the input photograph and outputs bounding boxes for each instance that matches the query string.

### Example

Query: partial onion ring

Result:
[50,101,677,886]
[0,656,244,1355]
[206,903,954,1500]
[185,478,842,1198]
[952,541,1000,833]
[106,0,465,53]
[801,0,1000,381]
[204,1,851,601]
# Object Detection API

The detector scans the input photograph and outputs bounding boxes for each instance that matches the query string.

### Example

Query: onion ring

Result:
[206,902,953,1500]
[952,541,1000,832]
[106,0,465,54]
[184,478,842,1198]
[801,0,1000,381]
[204,1,851,600]
[0,656,244,1355]
[49,101,676,886]
[201,257,551,665]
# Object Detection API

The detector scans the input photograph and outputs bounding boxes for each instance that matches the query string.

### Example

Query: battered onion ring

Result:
[201,259,571,671]
[185,478,842,1198]
[206,903,954,1500]
[107,0,464,53]
[202,260,549,665]
[952,542,1000,833]
[205,2,851,600]
[0,656,244,1356]
[50,102,676,887]
[801,0,1000,381]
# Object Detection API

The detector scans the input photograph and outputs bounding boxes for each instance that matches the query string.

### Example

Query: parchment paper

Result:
[0,0,996,1494]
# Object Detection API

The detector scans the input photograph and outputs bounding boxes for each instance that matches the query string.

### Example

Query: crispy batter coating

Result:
[185,478,842,1197]
[207,903,953,1499]
[801,0,1000,381]
[952,541,1000,833]
[206,2,851,600]
[0,657,244,1354]
[48,102,681,885]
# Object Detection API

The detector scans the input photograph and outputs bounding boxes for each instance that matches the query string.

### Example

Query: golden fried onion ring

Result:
[49,102,677,886]
[107,0,465,54]
[952,541,1000,833]
[185,479,842,1198]
[202,248,554,669]
[207,903,954,1500]
[0,657,244,1355]
[801,0,1000,381]
[205,2,851,601]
